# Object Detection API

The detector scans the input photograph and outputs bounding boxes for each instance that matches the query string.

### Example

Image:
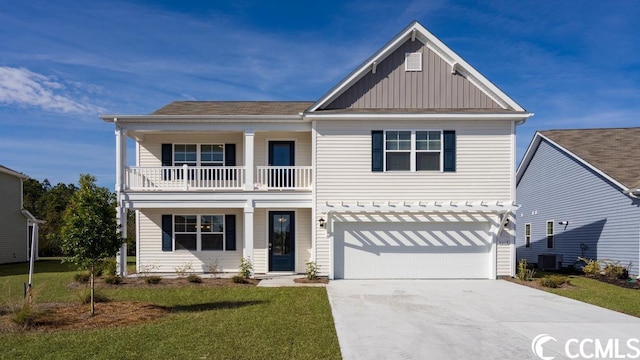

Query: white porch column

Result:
[243,205,254,277]
[115,124,127,276]
[244,129,255,191]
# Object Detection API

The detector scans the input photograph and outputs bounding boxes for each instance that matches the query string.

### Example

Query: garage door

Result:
[334,222,492,279]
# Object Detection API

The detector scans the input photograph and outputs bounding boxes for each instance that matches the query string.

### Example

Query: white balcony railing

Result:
[255,166,313,190]
[125,166,245,190]
[124,165,313,191]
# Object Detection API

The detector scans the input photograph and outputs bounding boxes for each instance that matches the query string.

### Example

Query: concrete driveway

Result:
[327,280,640,360]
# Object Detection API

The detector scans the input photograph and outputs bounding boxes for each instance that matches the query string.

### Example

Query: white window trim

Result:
[405,52,422,71]
[173,143,225,167]
[524,223,531,248]
[546,220,554,249]
[173,214,226,252]
[383,129,443,172]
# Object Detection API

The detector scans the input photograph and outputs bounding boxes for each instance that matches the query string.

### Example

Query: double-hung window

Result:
[384,130,442,171]
[546,221,554,248]
[174,215,225,251]
[525,223,531,248]
[174,144,224,167]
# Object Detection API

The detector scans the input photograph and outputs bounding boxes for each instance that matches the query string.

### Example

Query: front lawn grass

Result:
[0,260,341,360]
[521,271,640,318]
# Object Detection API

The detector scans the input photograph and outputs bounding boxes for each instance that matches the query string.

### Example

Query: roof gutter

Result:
[100,114,305,123]
[304,112,534,121]
[623,188,640,199]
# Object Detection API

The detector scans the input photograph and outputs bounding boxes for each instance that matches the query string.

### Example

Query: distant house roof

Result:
[152,101,314,116]
[517,127,640,192]
[0,164,28,179]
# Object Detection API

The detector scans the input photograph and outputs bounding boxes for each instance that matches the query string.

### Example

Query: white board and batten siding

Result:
[0,172,27,264]
[138,208,244,273]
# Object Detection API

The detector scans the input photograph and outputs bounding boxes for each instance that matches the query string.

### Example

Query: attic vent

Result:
[405,52,422,71]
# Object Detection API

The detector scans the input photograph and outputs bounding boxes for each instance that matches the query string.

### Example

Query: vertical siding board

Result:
[516,140,640,275]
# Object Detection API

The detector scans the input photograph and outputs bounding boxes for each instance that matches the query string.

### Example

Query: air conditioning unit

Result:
[538,254,563,271]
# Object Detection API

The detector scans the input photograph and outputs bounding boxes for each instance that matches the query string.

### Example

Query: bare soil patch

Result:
[589,275,640,290]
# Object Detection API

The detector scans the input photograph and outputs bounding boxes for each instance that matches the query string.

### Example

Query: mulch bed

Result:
[1,276,260,334]
[293,277,329,284]
[589,275,640,290]
[506,277,575,291]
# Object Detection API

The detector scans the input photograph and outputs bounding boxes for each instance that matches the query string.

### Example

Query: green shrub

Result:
[11,303,37,328]
[74,272,90,283]
[99,258,117,277]
[103,274,122,285]
[239,258,253,279]
[145,276,162,284]
[232,275,246,284]
[603,262,629,280]
[78,290,110,304]
[305,261,319,280]
[187,274,202,283]
[538,275,569,288]
[516,259,536,281]
[579,257,602,277]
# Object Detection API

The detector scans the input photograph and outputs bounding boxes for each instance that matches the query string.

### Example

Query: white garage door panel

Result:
[334,222,492,279]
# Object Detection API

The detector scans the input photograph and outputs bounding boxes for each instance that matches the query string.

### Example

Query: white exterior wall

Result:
[0,172,27,264]
[315,119,513,202]
[496,232,513,276]
[138,132,245,167]
[254,131,312,166]
[314,119,515,275]
[138,208,244,273]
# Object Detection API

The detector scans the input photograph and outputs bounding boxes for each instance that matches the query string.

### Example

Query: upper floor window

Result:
[384,130,442,171]
[546,221,554,248]
[174,144,223,167]
[525,223,531,248]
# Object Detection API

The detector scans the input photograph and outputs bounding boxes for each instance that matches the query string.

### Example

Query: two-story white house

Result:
[102,21,532,279]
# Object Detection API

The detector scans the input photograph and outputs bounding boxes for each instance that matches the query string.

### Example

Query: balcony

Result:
[124,165,312,191]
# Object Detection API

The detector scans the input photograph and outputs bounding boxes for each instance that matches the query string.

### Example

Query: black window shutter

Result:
[161,144,173,166]
[371,131,383,172]
[161,215,173,252]
[225,215,236,251]
[443,131,456,172]
[225,144,236,166]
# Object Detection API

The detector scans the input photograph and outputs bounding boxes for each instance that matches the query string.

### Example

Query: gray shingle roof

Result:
[540,128,640,190]
[152,101,314,116]
[0,164,28,179]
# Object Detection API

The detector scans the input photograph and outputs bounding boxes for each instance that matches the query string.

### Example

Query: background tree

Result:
[60,174,123,315]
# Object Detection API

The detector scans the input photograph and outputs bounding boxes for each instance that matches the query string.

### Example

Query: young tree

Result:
[60,174,123,315]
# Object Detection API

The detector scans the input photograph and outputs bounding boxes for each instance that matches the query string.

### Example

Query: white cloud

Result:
[0,66,106,115]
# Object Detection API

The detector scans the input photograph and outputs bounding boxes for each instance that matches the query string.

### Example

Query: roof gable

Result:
[0,164,28,179]
[517,128,640,192]
[309,21,525,112]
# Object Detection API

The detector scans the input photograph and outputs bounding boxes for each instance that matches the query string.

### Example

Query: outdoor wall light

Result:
[318,217,326,228]
[558,221,569,225]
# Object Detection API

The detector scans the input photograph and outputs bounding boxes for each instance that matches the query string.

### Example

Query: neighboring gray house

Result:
[516,128,640,275]
[0,165,42,264]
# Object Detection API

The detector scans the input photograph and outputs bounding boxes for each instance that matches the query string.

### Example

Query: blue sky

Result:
[1,0,639,188]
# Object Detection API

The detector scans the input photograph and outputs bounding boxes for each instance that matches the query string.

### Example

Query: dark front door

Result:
[269,211,295,271]
[268,141,295,187]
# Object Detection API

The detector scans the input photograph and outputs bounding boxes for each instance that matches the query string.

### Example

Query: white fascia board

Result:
[0,166,28,179]
[515,132,542,185]
[308,22,419,112]
[100,114,304,123]
[305,112,533,121]
[309,21,527,112]
[517,133,630,193]
[122,122,312,132]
